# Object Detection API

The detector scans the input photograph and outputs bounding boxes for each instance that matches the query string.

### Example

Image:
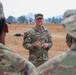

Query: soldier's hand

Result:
[41,43,48,49]
[32,41,41,48]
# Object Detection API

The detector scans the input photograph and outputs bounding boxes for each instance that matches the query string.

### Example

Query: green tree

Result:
[17,15,26,23]
[6,16,16,24]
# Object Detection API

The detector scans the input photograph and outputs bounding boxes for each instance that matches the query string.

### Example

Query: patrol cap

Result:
[0,2,7,35]
[61,9,76,38]
[34,13,43,19]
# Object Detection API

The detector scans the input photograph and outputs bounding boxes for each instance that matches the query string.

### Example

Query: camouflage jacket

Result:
[0,43,36,75]
[31,44,76,75]
[23,26,52,62]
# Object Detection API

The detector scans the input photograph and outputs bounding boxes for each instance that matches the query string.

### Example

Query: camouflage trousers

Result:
[31,60,47,67]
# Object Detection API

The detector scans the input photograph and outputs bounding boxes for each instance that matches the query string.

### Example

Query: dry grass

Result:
[6,24,69,59]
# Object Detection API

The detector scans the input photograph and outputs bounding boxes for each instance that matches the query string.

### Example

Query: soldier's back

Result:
[0,43,36,75]
[31,45,76,75]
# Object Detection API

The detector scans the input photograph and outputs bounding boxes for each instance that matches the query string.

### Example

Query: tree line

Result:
[6,15,62,24]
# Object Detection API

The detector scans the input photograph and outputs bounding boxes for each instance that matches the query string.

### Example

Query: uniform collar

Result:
[0,43,13,52]
[0,43,8,50]
[33,26,47,32]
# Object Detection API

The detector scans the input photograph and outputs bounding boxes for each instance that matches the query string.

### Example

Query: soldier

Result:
[31,9,76,75]
[23,13,52,67]
[0,2,36,75]
[66,33,76,48]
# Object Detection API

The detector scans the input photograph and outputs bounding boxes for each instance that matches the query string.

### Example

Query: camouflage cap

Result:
[0,2,6,35]
[34,13,43,19]
[61,9,76,38]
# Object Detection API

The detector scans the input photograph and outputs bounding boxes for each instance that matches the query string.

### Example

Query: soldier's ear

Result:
[3,24,8,33]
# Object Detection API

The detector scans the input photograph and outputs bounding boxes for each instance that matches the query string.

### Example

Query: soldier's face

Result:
[35,18,43,26]
[0,24,8,45]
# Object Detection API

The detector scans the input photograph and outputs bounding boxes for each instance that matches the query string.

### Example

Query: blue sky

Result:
[0,0,76,18]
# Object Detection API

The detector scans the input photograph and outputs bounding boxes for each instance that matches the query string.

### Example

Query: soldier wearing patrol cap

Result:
[31,9,76,75]
[34,14,43,19]
[23,13,52,67]
[0,2,36,75]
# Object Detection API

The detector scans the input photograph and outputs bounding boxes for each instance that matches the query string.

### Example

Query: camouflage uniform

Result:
[30,9,76,75]
[0,43,36,75]
[23,26,52,67]
[66,33,76,47]
[31,43,76,75]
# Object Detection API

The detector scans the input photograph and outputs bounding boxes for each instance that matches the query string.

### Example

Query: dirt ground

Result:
[6,24,69,59]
